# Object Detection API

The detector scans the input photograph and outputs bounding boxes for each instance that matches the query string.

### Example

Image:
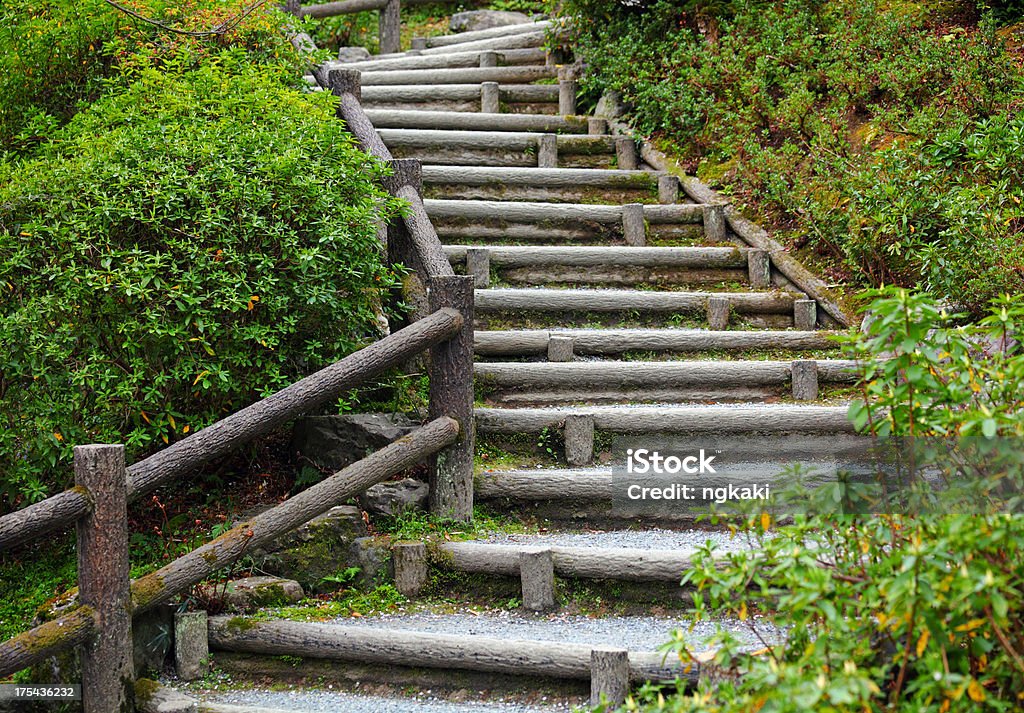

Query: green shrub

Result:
[0,53,402,506]
[560,0,1024,311]
[623,290,1024,712]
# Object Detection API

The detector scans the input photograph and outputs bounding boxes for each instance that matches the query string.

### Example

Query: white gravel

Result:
[325,611,779,653]
[478,527,760,554]
[198,690,568,713]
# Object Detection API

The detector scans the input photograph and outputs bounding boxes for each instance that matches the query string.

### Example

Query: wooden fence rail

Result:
[286,0,453,54]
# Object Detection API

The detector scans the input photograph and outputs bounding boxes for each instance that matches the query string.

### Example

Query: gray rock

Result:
[337,46,371,62]
[355,536,391,589]
[293,412,419,472]
[449,10,532,33]
[595,90,626,119]
[360,477,430,517]
[199,576,304,612]
[253,505,367,592]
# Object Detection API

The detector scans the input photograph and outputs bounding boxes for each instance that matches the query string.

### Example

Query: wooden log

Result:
[703,204,727,241]
[473,360,858,389]
[445,245,746,269]
[379,128,592,152]
[428,276,476,522]
[174,611,209,681]
[520,549,557,612]
[365,109,587,133]
[480,81,500,113]
[207,617,687,682]
[591,648,631,707]
[411,36,427,50]
[0,487,91,553]
[378,0,400,55]
[547,335,574,362]
[0,606,96,679]
[621,203,646,246]
[474,289,795,315]
[339,47,546,72]
[422,166,658,189]
[707,295,731,330]
[385,159,454,280]
[300,0,388,18]
[426,199,703,224]
[476,470,614,501]
[658,174,678,204]
[420,32,547,56]
[475,405,855,434]
[747,248,771,288]
[794,298,818,330]
[537,133,558,168]
[479,50,498,68]
[131,417,460,615]
[422,21,551,48]
[319,69,394,160]
[75,444,132,713]
[473,328,838,356]
[559,79,578,116]
[564,414,595,466]
[465,247,490,288]
[364,84,559,104]
[392,542,429,596]
[792,360,820,401]
[615,136,638,170]
[643,204,708,224]
[588,117,608,135]
[361,65,556,86]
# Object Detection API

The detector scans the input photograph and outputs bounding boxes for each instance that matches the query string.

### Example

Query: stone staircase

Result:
[172,15,857,712]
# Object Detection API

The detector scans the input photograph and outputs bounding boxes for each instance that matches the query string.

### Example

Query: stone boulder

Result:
[292,412,419,472]
[337,46,371,62]
[449,10,532,33]
[359,477,429,517]
[199,576,304,612]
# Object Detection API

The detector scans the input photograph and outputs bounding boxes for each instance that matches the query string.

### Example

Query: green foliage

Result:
[624,289,1024,712]
[0,54,402,506]
[560,0,1024,310]
[373,506,531,541]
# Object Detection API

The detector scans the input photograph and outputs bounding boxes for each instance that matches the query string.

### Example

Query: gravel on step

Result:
[196,689,564,713]
[326,611,779,653]
[477,527,759,554]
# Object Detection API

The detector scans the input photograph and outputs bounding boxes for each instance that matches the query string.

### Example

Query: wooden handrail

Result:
[0,308,463,552]
[0,606,97,680]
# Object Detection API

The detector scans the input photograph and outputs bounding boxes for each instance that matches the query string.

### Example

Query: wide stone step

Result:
[338,46,548,72]
[364,110,587,133]
[475,404,854,434]
[360,65,556,86]
[473,328,838,357]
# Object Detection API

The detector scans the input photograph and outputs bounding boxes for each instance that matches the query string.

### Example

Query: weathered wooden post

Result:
[658,174,679,204]
[537,134,558,168]
[520,549,556,612]
[707,296,730,330]
[703,204,727,241]
[428,274,475,521]
[379,0,401,55]
[590,647,630,706]
[481,81,500,113]
[547,335,574,362]
[174,611,209,681]
[564,414,594,466]
[558,67,578,115]
[747,248,771,288]
[791,360,819,401]
[615,137,638,170]
[393,542,429,596]
[465,247,490,288]
[75,444,132,713]
[622,203,646,247]
[794,298,817,330]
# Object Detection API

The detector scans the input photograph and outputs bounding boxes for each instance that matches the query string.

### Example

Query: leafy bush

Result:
[623,290,1024,712]
[560,0,1024,311]
[0,53,402,506]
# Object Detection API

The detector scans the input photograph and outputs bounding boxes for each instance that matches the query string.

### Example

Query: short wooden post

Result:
[537,134,558,168]
[547,335,574,362]
[622,203,646,246]
[587,117,608,136]
[703,204,727,241]
[378,0,401,55]
[791,360,819,401]
[747,248,771,288]
[794,298,817,330]
[283,0,300,15]
[564,414,594,466]
[174,611,209,681]
[411,36,427,50]
[520,549,556,612]
[615,136,638,170]
[658,174,679,204]
[75,444,132,713]
[558,67,577,115]
[590,647,630,707]
[479,50,498,68]
[465,247,490,288]
[707,296,730,330]
[428,275,476,521]
[481,81,500,113]
[393,542,429,596]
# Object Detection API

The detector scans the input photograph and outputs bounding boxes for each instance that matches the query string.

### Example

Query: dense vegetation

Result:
[0,2,402,507]
[560,0,1024,312]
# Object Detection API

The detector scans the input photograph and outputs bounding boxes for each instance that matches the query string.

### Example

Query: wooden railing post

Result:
[75,444,132,713]
[428,275,475,521]
[379,0,401,55]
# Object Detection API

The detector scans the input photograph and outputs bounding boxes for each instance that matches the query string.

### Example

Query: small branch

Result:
[102,0,272,38]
